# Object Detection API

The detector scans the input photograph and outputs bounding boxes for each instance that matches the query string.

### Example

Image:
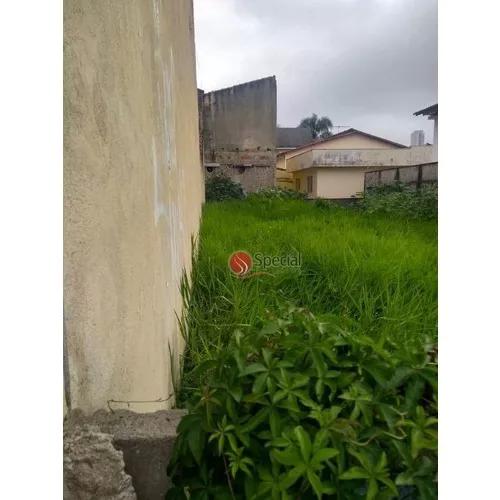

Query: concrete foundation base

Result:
[64,409,186,500]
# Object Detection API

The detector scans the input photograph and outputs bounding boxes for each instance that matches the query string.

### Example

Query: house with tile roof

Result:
[279,128,435,199]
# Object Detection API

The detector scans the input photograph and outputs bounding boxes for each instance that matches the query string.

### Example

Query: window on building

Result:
[295,178,301,191]
[307,175,313,194]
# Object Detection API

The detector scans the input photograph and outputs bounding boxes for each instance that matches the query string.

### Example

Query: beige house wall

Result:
[315,168,365,199]
[281,131,405,176]
[64,0,203,413]
[293,168,318,197]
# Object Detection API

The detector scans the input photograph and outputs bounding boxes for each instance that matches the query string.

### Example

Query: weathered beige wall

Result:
[64,0,203,413]
[287,146,435,172]
[315,168,365,199]
[293,168,318,197]
[291,167,365,200]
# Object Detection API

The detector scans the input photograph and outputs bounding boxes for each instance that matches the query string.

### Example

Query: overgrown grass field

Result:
[179,198,437,400]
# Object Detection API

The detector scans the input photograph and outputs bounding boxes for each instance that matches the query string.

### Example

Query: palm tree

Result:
[298,113,333,140]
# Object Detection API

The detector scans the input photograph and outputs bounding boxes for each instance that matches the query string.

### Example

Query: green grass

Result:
[178,198,437,403]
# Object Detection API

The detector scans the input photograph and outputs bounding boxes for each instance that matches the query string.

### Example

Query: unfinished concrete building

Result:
[200,76,277,193]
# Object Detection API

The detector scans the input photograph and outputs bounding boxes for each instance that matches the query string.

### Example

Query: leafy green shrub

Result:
[206,174,245,202]
[362,183,437,220]
[247,187,307,201]
[167,307,437,499]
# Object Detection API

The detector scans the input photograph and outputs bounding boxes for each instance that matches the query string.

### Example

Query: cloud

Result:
[193,0,437,145]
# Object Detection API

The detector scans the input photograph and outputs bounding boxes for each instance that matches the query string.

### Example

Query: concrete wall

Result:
[205,164,275,193]
[202,77,277,192]
[365,164,438,189]
[64,0,203,413]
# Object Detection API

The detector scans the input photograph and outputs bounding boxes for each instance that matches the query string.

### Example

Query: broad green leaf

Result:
[227,433,238,453]
[339,466,369,480]
[404,378,425,412]
[312,428,329,450]
[272,390,287,404]
[378,404,400,431]
[294,426,312,462]
[281,465,306,489]
[227,385,243,402]
[270,410,282,436]
[375,451,388,472]
[367,478,379,500]
[395,470,415,486]
[311,448,339,467]
[379,476,398,495]
[240,363,267,376]
[307,470,324,498]
[272,448,301,467]
[348,449,371,470]
[415,477,438,500]
[187,426,205,464]
[385,366,414,389]
[253,372,268,393]
[269,437,289,447]
[240,407,269,433]
[292,374,310,389]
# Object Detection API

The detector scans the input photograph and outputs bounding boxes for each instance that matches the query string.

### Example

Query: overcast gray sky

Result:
[193,0,437,146]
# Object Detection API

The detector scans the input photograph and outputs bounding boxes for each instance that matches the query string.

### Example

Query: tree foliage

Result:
[299,113,333,140]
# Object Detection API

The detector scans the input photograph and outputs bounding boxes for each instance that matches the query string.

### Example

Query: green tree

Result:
[299,113,333,139]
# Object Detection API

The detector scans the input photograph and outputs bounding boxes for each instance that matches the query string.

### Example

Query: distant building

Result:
[414,103,438,161]
[199,76,277,193]
[281,128,435,199]
[411,130,425,146]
